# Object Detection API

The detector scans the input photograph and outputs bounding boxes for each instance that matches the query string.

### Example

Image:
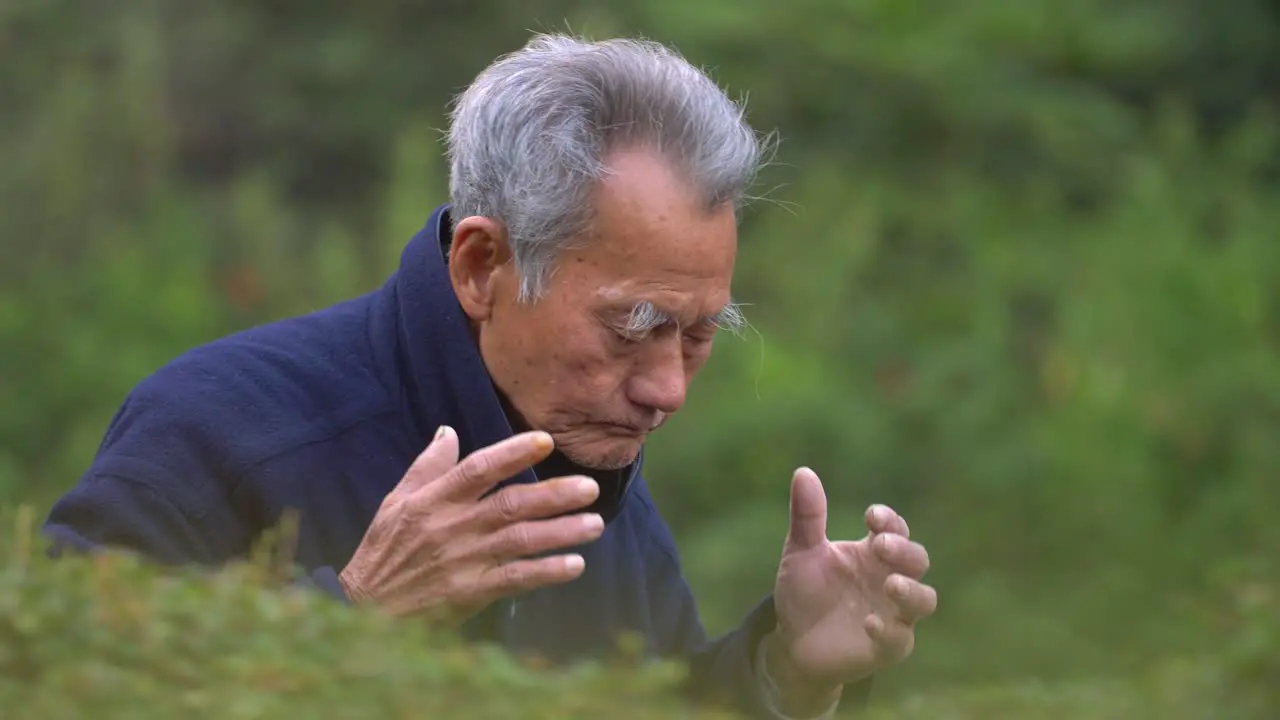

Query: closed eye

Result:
[614,326,647,344]
[683,324,717,343]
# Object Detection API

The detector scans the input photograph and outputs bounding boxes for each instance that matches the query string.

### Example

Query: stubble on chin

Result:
[557,437,643,471]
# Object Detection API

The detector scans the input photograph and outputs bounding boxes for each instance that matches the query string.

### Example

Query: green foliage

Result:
[0,510,730,720]
[3,0,1280,716]
[0,511,1272,718]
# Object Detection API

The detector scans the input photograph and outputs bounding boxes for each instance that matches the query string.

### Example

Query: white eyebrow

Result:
[708,301,747,336]
[619,299,747,339]
[619,301,672,339]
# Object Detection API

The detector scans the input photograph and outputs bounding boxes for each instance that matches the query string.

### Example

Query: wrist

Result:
[761,631,842,717]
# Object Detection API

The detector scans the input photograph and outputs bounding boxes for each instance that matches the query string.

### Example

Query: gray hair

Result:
[446,33,768,302]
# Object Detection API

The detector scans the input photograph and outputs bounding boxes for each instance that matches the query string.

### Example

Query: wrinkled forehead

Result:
[587,148,740,270]
[556,209,737,327]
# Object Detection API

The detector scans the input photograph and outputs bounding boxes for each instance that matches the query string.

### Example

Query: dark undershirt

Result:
[495,393,631,525]
[531,447,629,523]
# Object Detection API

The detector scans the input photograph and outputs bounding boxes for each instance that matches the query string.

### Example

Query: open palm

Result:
[772,468,936,686]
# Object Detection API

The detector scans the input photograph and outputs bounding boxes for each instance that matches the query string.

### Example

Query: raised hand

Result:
[771,467,937,690]
[338,425,605,620]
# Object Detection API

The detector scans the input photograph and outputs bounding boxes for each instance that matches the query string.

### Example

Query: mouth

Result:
[598,421,652,437]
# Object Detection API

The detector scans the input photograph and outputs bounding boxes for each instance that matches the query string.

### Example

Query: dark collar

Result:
[387,205,638,522]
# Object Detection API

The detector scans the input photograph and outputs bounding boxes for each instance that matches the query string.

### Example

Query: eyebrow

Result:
[618,299,747,338]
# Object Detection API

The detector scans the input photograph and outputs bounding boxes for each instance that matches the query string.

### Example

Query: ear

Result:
[448,216,515,322]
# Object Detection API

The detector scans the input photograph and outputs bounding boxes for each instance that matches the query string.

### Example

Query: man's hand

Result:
[768,467,937,708]
[338,425,605,620]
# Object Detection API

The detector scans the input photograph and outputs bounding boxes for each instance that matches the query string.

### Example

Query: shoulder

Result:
[97,294,397,479]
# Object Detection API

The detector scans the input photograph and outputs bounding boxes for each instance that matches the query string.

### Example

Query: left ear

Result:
[448,215,514,322]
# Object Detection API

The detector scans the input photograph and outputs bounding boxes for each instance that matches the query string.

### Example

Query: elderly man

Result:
[43,34,936,719]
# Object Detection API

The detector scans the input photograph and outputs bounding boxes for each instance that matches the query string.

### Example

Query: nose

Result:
[626,337,689,416]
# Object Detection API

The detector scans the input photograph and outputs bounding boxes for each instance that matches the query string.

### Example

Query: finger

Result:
[480,475,601,527]
[396,425,462,496]
[865,504,910,538]
[477,513,606,564]
[873,534,930,578]
[885,574,938,625]
[864,613,915,665]
[477,553,587,599]
[786,467,828,551]
[434,431,555,502]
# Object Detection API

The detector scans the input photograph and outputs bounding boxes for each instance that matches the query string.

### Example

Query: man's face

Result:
[449,148,739,470]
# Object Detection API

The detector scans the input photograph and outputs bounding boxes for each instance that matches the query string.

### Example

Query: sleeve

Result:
[43,471,224,566]
[43,468,352,605]
[41,383,245,568]
[41,382,352,605]
[642,523,874,719]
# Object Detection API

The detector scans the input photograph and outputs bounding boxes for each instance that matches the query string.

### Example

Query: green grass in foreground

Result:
[0,509,1273,719]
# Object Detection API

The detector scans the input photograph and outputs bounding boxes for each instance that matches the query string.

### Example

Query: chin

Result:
[561,437,644,471]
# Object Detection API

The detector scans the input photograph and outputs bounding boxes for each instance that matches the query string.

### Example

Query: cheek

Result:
[543,321,622,384]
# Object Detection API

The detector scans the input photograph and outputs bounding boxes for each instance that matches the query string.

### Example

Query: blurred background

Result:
[2,0,1278,715]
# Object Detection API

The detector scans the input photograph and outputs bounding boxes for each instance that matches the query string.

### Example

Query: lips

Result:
[600,413,664,435]
[599,421,650,436]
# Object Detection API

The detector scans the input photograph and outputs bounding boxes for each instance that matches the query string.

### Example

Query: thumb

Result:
[399,425,460,495]
[786,467,828,551]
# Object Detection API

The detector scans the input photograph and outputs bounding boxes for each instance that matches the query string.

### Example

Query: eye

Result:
[614,328,645,345]
[684,322,718,343]
[684,333,714,353]
[608,322,649,345]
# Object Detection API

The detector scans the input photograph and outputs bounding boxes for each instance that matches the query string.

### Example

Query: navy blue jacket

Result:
[44,206,871,718]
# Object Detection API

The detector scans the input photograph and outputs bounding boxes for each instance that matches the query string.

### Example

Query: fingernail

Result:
[575,476,599,498]
[564,554,585,572]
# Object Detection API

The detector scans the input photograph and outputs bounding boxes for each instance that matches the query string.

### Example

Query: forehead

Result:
[556,149,738,311]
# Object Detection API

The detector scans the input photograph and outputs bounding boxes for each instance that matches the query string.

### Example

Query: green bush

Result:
[0,555,1260,720]
[0,511,734,720]
[1,505,1273,719]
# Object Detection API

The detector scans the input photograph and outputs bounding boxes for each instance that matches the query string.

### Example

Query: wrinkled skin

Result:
[448,147,737,470]
[343,146,937,714]
[339,427,606,620]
